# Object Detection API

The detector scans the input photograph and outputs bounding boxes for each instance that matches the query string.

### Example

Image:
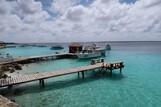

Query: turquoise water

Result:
[0,46,67,57]
[1,42,161,107]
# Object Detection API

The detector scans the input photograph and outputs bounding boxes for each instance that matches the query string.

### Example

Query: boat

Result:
[77,45,103,59]
[77,51,102,59]
[36,45,47,47]
[19,44,29,47]
[50,45,64,50]
[106,44,111,50]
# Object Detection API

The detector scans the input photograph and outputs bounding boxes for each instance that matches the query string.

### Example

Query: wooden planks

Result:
[0,63,102,87]
[0,61,124,88]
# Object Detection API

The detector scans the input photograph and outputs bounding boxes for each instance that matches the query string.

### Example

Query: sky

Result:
[0,0,161,43]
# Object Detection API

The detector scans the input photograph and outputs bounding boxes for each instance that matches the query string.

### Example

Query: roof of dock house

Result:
[69,42,82,47]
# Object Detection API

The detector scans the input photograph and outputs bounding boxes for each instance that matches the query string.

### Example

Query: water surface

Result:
[1,41,161,107]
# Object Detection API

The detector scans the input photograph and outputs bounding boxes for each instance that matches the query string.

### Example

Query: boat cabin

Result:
[69,43,82,53]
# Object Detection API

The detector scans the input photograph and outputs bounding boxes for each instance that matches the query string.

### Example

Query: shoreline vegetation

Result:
[0,63,22,78]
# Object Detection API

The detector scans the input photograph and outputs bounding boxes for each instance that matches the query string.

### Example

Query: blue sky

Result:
[39,0,137,13]
[120,0,137,3]
[0,0,161,43]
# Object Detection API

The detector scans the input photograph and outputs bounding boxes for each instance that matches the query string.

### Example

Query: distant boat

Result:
[19,44,29,47]
[50,45,64,50]
[35,45,47,47]
[106,44,111,50]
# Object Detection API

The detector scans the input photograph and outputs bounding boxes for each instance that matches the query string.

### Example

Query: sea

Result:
[0,41,161,107]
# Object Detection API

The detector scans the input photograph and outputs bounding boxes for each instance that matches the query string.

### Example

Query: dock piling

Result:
[39,79,45,88]
[110,64,113,76]
[39,79,42,85]
[78,72,80,78]
[81,71,85,79]
[42,79,45,88]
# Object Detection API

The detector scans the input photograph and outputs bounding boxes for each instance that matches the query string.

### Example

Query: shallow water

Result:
[0,45,67,57]
[1,42,161,107]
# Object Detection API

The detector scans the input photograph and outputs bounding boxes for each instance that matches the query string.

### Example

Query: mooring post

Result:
[81,71,85,79]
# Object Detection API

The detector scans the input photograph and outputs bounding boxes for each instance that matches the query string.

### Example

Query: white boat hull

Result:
[77,52,102,59]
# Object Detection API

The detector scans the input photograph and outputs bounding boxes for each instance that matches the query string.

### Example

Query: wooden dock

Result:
[0,53,76,65]
[0,61,124,88]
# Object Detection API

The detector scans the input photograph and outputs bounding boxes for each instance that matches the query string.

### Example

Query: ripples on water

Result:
[0,41,161,107]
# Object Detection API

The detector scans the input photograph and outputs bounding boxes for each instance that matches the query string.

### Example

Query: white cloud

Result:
[50,0,78,14]
[17,0,42,14]
[0,0,161,42]
[0,0,10,15]
[65,5,86,21]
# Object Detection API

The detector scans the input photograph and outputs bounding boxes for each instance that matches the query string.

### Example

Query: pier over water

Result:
[0,53,77,65]
[0,61,124,88]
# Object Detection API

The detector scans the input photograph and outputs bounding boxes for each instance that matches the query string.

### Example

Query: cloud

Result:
[50,0,78,14]
[0,0,161,42]
[65,5,86,21]
[18,0,42,14]
[0,0,12,15]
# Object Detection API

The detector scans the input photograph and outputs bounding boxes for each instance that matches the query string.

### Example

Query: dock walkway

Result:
[0,61,124,88]
[0,53,76,65]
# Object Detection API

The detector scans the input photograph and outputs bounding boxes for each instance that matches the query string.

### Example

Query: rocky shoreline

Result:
[0,63,22,78]
[0,95,19,107]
